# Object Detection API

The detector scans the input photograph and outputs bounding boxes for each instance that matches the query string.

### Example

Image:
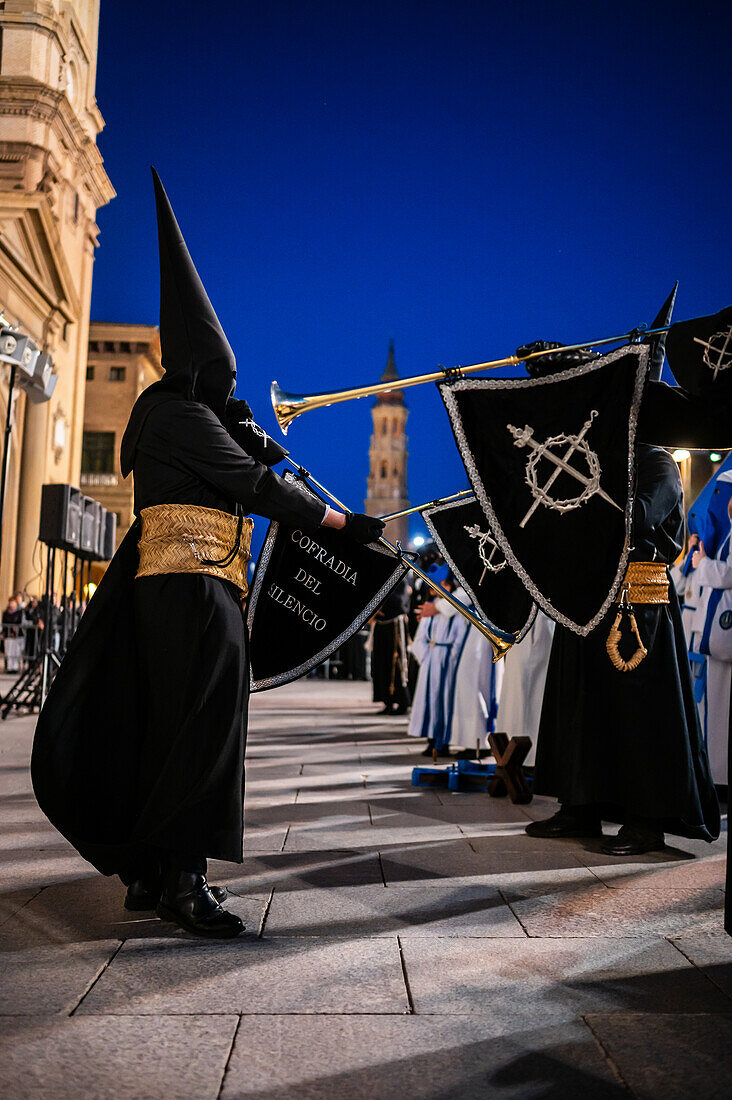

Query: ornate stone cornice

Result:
[0,79,114,209]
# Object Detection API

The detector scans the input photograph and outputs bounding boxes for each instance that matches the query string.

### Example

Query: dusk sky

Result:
[91,0,732,553]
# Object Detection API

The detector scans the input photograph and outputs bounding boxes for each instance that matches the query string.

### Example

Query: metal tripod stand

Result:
[1,544,63,717]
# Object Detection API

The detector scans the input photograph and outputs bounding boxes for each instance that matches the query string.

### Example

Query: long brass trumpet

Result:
[271,324,672,434]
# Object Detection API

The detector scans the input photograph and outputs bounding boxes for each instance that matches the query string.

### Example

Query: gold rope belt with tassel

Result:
[136,504,253,595]
[606,561,669,672]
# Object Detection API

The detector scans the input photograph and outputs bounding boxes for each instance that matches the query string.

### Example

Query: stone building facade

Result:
[82,322,161,551]
[364,341,410,546]
[0,1,114,598]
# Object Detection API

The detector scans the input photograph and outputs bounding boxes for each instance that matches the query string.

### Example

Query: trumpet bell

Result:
[270,381,302,435]
[486,628,514,662]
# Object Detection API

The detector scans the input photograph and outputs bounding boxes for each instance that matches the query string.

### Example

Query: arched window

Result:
[392,419,399,436]
[381,420,388,435]
[380,462,387,478]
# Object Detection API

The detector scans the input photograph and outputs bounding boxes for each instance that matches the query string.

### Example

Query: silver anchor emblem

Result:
[507,410,622,529]
[693,326,732,381]
[464,524,506,583]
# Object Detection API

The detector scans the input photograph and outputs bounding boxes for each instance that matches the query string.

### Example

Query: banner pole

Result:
[377,490,473,523]
[282,457,513,659]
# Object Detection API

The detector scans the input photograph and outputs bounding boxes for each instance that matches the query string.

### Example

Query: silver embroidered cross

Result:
[464,523,506,583]
[507,410,622,529]
[238,417,269,443]
[693,326,732,381]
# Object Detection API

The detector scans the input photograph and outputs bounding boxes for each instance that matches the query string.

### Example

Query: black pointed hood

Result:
[120,169,237,476]
[646,283,678,382]
[151,167,236,407]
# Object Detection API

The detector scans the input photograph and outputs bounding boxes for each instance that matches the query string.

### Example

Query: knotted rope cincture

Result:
[606,589,647,672]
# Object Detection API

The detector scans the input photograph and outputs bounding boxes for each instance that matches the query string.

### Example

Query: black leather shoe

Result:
[601,825,665,856]
[525,809,602,839]
[125,877,228,912]
[420,740,435,757]
[156,872,244,938]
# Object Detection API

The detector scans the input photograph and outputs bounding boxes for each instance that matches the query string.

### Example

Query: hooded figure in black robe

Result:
[31,170,382,937]
[524,288,720,854]
[371,576,411,714]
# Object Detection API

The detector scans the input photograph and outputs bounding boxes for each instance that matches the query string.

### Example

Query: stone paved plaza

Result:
[0,677,730,1098]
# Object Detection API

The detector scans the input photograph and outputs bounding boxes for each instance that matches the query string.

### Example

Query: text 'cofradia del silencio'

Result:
[266,529,360,632]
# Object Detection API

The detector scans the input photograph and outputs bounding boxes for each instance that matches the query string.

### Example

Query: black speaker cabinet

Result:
[39,484,82,551]
[101,510,117,560]
[80,497,102,559]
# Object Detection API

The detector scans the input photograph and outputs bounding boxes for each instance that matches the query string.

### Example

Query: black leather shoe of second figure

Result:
[601,825,665,856]
[525,809,602,839]
[125,877,228,911]
[156,873,243,938]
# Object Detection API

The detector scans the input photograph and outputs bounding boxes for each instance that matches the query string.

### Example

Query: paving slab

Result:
[0,887,38,927]
[585,1013,732,1099]
[588,853,727,891]
[77,936,409,1015]
[240,825,289,852]
[249,801,371,827]
[400,937,732,1019]
[0,941,119,1015]
[511,886,724,938]
[0,876,268,947]
[0,849,98,893]
[378,839,500,884]
[284,823,464,851]
[669,932,732,999]
[221,1014,624,1099]
[210,850,384,893]
[0,1015,238,1100]
[264,885,526,938]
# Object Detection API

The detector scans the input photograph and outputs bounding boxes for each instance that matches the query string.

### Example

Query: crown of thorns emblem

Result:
[693,327,732,381]
[507,410,622,529]
[464,523,506,583]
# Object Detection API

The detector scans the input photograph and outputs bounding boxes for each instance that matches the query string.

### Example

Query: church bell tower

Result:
[365,342,410,546]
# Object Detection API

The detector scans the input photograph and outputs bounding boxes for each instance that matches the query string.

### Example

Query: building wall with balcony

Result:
[82,321,162,549]
[0,0,115,598]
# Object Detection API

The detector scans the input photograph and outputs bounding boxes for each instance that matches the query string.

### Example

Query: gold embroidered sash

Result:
[615,561,669,605]
[136,504,253,595]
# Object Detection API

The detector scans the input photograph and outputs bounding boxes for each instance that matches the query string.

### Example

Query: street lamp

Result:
[0,316,58,564]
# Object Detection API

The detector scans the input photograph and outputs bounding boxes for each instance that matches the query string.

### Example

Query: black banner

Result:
[440,345,648,635]
[665,305,732,397]
[422,495,535,641]
[247,477,408,691]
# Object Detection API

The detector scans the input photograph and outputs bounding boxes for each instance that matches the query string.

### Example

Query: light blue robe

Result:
[408,593,471,749]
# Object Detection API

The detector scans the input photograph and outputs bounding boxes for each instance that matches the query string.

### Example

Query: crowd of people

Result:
[369,550,549,763]
[1,591,85,674]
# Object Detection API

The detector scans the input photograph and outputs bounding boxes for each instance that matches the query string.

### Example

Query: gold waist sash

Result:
[616,561,669,605]
[136,505,253,595]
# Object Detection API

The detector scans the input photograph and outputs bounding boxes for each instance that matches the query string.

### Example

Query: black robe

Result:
[534,446,720,842]
[371,578,411,710]
[31,393,325,878]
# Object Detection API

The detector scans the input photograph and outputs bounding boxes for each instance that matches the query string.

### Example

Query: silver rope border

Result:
[439,344,649,636]
[422,494,538,643]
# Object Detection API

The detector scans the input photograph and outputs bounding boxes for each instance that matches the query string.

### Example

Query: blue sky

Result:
[91,0,732,550]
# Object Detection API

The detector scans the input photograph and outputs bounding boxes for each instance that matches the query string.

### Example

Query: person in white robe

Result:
[408,584,470,754]
[690,517,732,787]
[448,617,503,754]
[496,609,555,767]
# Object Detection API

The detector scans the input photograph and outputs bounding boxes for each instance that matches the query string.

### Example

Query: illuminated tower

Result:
[365,341,410,546]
